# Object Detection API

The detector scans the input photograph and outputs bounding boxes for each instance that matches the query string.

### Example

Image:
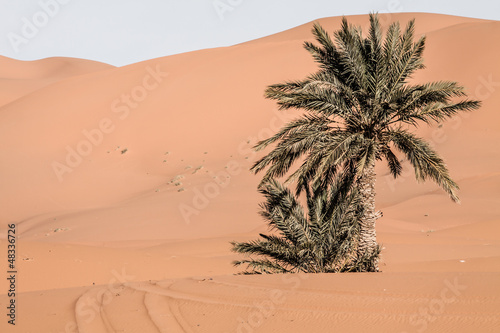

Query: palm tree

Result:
[231,178,379,274]
[251,14,481,271]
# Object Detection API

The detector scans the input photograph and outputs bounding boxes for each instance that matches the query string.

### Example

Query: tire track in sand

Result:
[74,282,193,333]
[143,281,190,333]
[75,287,117,333]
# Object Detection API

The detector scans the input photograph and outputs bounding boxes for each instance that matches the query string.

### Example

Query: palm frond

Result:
[232,179,375,274]
[389,129,460,202]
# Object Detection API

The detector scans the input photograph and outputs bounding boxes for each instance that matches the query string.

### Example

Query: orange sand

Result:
[0,13,499,333]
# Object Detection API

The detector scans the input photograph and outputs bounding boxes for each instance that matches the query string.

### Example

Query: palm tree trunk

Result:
[357,159,381,272]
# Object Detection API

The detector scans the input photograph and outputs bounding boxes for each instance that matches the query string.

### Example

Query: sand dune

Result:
[0,12,499,333]
[0,56,114,107]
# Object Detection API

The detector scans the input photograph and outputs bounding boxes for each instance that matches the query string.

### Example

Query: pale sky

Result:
[1,0,499,66]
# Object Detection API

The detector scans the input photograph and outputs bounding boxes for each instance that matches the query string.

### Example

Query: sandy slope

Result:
[0,13,499,333]
[0,56,114,107]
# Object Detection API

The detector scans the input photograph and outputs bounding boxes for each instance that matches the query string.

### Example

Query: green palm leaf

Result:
[232,179,379,274]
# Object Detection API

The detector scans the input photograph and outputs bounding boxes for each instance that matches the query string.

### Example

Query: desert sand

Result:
[0,13,499,333]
